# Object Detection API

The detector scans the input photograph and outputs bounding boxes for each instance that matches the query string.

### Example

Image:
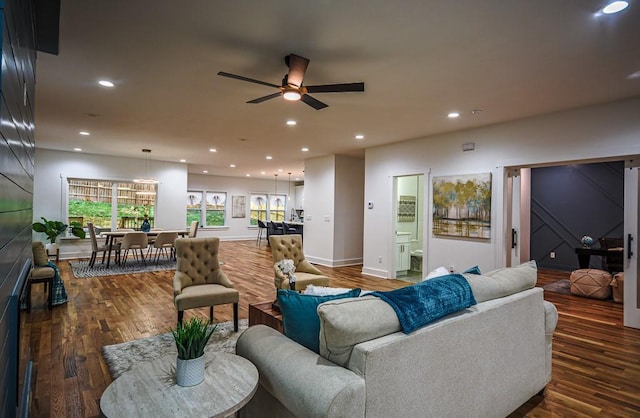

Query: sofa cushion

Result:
[277,288,361,353]
[463,260,537,303]
[318,296,401,367]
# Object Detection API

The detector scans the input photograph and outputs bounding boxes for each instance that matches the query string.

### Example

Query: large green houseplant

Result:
[171,317,217,387]
[32,217,86,243]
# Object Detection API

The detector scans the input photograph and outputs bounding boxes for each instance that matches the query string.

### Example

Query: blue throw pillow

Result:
[277,288,361,353]
[463,265,481,275]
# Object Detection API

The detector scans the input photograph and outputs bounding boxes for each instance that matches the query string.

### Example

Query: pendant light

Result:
[287,172,292,201]
[133,149,159,184]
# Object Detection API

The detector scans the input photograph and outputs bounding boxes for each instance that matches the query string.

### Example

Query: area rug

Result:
[542,279,571,295]
[102,319,248,379]
[69,258,176,278]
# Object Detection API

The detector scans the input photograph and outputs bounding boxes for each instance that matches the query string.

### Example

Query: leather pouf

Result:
[570,269,612,299]
[611,272,624,304]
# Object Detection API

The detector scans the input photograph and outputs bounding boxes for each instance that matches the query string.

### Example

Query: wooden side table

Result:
[248,301,283,333]
[46,248,60,263]
[100,352,258,418]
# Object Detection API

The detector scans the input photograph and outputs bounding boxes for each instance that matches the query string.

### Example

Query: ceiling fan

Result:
[217,53,365,110]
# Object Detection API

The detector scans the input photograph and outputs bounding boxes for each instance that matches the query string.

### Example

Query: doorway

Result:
[505,158,640,329]
[393,174,425,282]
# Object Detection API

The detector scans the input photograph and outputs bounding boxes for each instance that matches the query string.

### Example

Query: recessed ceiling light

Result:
[79,131,90,136]
[355,134,364,140]
[448,112,460,118]
[301,147,309,152]
[261,171,266,175]
[246,174,251,177]
[627,70,640,79]
[98,80,114,87]
[230,164,236,168]
[295,177,300,181]
[203,170,208,173]
[601,1,629,14]
[73,148,82,152]
[179,159,186,163]
[278,168,283,172]
[209,148,217,153]
[266,155,273,160]
[286,120,297,126]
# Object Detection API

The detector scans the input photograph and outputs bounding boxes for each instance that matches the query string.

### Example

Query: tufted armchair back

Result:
[174,237,232,292]
[269,234,325,289]
[269,234,305,265]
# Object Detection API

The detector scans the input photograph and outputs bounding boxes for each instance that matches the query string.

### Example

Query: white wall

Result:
[304,154,365,266]
[188,173,298,240]
[34,149,188,227]
[304,155,336,265]
[364,97,640,278]
[333,155,365,266]
[34,149,189,258]
[33,149,298,257]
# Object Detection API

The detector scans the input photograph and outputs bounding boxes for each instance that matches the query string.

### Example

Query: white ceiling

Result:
[35,0,640,180]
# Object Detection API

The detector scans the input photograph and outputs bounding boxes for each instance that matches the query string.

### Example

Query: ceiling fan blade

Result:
[217,71,280,88]
[286,54,309,88]
[247,92,282,104]
[305,82,365,93]
[300,94,328,110]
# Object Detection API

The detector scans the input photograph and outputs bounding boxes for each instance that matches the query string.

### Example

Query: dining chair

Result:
[120,232,149,266]
[88,222,115,267]
[151,231,179,263]
[188,221,199,238]
[146,227,165,253]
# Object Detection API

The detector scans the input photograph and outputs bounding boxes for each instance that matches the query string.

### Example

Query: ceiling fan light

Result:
[602,1,629,14]
[133,177,159,184]
[283,88,301,101]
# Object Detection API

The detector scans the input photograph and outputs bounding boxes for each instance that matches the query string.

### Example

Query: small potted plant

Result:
[32,217,86,253]
[171,317,217,387]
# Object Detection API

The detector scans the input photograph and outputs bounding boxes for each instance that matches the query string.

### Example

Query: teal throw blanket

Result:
[21,261,68,309]
[370,274,476,334]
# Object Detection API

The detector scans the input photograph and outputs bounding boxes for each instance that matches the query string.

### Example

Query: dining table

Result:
[100,229,188,267]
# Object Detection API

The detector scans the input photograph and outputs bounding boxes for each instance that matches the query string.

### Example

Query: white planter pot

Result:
[45,242,60,253]
[176,355,205,387]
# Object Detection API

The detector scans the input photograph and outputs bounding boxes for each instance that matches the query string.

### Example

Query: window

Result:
[250,194,267,226]
[186,191,227,227]
[270,194,286,222]
[186,192,202,227]
[249,193,287,225]
[205,192,226,226]
[68,178,156,230]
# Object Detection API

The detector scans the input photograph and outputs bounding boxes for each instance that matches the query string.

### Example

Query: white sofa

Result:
[237,261,558,418]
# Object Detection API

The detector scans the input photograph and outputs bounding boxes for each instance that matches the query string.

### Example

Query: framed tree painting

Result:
[432,173,491,239]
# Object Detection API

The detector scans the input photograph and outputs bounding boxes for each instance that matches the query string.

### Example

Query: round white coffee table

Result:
[100,352,258,418]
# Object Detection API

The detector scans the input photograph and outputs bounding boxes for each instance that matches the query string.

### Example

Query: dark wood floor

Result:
[20,241,640,417]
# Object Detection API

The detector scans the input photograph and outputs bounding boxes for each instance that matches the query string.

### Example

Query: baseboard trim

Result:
[305,256,363,268]
[361,266,388,278]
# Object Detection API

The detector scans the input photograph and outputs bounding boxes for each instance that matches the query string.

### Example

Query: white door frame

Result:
[624,163,639,328]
